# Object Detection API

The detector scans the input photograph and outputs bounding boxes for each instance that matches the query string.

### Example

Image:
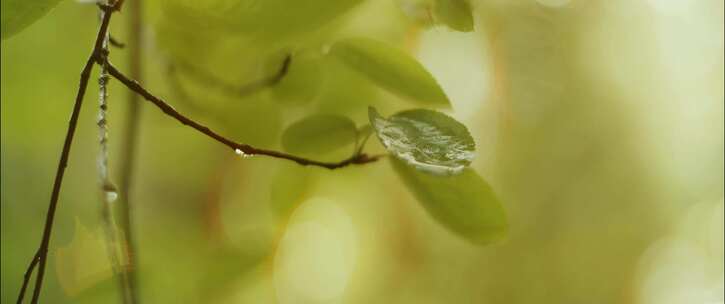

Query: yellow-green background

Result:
[2,0,723,303]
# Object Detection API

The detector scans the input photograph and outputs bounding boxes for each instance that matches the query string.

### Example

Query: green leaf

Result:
[434,0,474,32]
[329,37,451,107]
[315,57,380,115]
[391,158,507,245]
[163,0,362,40]
[268,51,325,106]
[369,107,475,175]
[55,219,114,296]
[281,114,357,157]
[224,99,283,148]
[1,0,62,39]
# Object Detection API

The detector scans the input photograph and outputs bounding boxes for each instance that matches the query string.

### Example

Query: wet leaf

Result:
[369,107,474,175]
[329,37,451,107]
[391,158,507,245]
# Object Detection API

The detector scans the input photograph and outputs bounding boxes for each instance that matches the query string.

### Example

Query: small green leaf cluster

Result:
[276,36,507,245]
[368,107,506,245]
[3,0,505,245]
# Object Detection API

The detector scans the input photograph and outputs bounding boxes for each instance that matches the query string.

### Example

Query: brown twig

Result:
[18,3,121,303]
[109,35,126,48]
[105,62,382,169]
[19,1,378,301]
[16,250,39,304]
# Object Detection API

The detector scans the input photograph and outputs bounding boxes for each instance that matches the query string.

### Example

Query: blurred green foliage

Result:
[329,37,452,107]
[281,114,357,160]
[2,0,723,303]
[0,0,61,39]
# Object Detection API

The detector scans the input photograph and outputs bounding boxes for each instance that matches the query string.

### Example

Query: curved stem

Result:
[17,1,376,301]
[172,54,291,98]
[105,62,382,169]
[20,3,121,303]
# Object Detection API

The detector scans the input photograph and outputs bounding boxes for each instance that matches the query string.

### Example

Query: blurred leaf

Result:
[72,276,119,304]
[329,37,451,107]
[434,0,474,32]
[315,57,381,117]
[281,114,357,157]
[268,51,325,106]
[1,0,62,39]
[55,219,114,297]
[270,162,313,219]
[224,99,283,148]
[391,158,507,245]
[397,0,435,27]
[369,107,475,175]
[162,0,363,39]
[199,247,273,298]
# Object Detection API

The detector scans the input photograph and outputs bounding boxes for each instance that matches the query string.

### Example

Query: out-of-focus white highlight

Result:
[580,0,724,199]
[646,0,695,15]
[636,198,724,304]
[274,197,357,304]
[417,30,489,121]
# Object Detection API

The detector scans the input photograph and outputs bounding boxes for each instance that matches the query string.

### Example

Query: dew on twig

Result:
[102,182,119,203]
[234,148,253,159]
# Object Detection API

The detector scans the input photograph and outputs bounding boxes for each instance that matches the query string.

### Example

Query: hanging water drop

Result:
[234,148,253,158]
[102,182,119,203]
[105,190,118,203]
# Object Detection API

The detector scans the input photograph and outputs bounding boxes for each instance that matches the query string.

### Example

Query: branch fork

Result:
[17,2,382,303]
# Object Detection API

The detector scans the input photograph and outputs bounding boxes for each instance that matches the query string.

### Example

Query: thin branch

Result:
[16,250,39,304]
[18,1,373,301]
[109,35,126,48]
[97,12,135,304]
[98,16,111,185]
[354,125,374,156]
[20,3,121,303]
[167,57,288,115]
[105,62,383,170]
[172,54,291,98]
[99,181,132,304]
[116,0,142,302]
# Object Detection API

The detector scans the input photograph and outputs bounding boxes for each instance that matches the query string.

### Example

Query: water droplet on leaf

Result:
[368,107,475,176]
